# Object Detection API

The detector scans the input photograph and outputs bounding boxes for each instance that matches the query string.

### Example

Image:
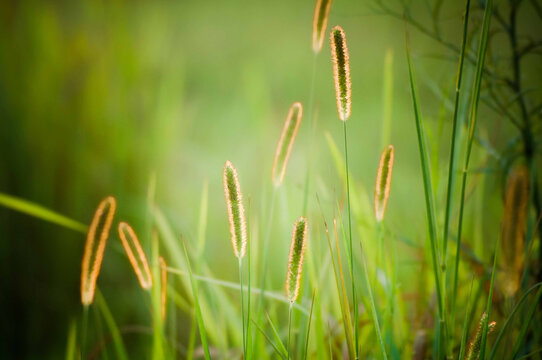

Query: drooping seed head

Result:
[271,102,303,187]
[223,161,247,258]
[81,196,116,306]
[330,25,351,121]
[159,256,168,321]
[286,217,309,303]
[118,222,153,289]
[499,165,529,297]
[374,145,395,222]
[465,312,496,360]
[312,0,333,53]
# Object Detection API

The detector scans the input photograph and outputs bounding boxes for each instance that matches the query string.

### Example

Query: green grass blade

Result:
[65,319,77,360]
[510,285,542,358]
[458,277,475,360]
[95,290,129,360]
[266,312,289,357]
[489,282,542,359]
[0,192,87,233]
[182,240,211,360]
[252,319,287,360]
[381,48,393,149]
[303,290,316,360]
[405,22,447,356]
[479,243,498,359]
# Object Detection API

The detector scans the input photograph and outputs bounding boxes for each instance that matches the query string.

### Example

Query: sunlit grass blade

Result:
[0,192,88,233]
[303,290,316,360]
[405,21,447,356]
[182,240,211,360]
[95,289,128,360]
[272,102,303,187]
[64,319,77,360]
[118,222,153,290]
[81,196,117,306]
[159,256,168,322]
[151,231,165,360]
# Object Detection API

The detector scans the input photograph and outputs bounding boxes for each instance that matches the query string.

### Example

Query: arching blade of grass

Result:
[182,240,211,360]
[95,290,128,360]
[453,0,493,356]
[489,282,542,359]
[0,192,88,233]
[65,319,77,360]
[405,22,447,358]
[265,311,289,357]
[252,319,287,360]
[458,276,475,360]
[510,284,542,358]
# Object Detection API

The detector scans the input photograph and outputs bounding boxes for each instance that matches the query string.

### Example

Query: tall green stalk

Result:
[451,0,493,354]
[342,120,358,358]
[239,258,246,359]
[405,26,448,358]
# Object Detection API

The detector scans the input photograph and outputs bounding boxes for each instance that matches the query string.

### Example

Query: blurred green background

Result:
[0,0,540,358]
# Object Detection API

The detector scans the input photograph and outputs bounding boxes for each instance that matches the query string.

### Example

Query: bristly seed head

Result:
[374,145,395,222]
[223,161,247,258]
[465,312,496,360]
[81,196,117,306]
[312,0,333,53]
[271,102,303,187]
[286,217,309,303]
[330,25,351,121]
[500,165,529,297]
[118,222,153,290]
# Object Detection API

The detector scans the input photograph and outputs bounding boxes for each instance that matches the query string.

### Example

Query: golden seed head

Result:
[271,102,303,187]
[159,256,168,321]
[118,222,153,290]
[330,25,351,121]
[81,196,117,306]
[223,161,247,258]
[500,165,529,297]
[374,145,395,222]
[312,0,333,53]
[286,217,309,303]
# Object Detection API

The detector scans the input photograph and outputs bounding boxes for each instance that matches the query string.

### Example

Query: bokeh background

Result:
[0,0,540,358]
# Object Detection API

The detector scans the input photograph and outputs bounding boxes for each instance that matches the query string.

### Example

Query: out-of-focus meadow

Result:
[0,0,541,358]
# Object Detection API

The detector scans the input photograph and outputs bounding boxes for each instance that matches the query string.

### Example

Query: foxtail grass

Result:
[465,312,496,360]
[312,0,333,53]
[499,166,529,297]
[223,160,249,358]
[159,256,168,321]
[223,161,247,259]
[272,102,303,187]
[286,217,308,360]
[330,24,358,358]
[330,26,351,122]
[374,145,394,222]
[118,222,153,289]
[81,196,117,306]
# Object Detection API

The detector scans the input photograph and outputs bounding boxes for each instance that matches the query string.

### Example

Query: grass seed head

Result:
[330,25,351,121]
[81,196,117,306]
[286,216,309,303]
[499,165,529,297]
[118,222,153,289]
[312,0,333,53]
[374,145,395,222]
[223,161,247,258]
[271,102,303,187]
[159,256,168,321]
[465,312,496,360]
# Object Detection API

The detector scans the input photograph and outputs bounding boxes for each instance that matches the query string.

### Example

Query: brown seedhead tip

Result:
[286,217,309,303]
[271,102,303,187]
[330,25,351,121]
[312,0,333,53]
[81,196,117,306]
[118,222,153,290]
[374,145,395,222]
[223,161,247,258]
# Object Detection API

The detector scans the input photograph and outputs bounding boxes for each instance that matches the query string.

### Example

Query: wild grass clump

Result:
[81,196,117,306]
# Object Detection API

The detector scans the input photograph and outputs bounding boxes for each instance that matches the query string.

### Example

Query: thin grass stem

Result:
[287,302,293,360]
[239,258,246,359]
